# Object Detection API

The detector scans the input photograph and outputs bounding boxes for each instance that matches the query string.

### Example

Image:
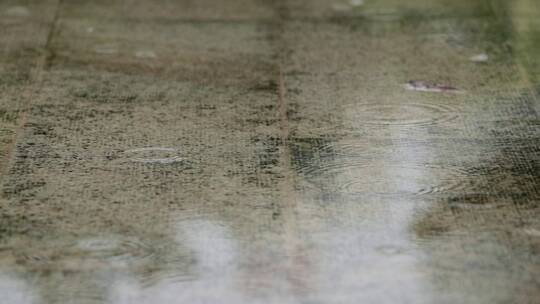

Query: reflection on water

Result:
[289,124,435,303]
[0,272,35,304]
[108,220,242,304]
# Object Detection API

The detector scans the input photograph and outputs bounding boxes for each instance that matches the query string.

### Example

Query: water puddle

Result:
[337,165,468,196]
[74,236,155,264]
[375,245,407,256]
[349,103,458,126]
[13,235,156,271]
[106,220,241,303]
[290,137,447,198]
[0,272,35,304]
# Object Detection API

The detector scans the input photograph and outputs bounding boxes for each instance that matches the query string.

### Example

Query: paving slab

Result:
[279,1,540,303]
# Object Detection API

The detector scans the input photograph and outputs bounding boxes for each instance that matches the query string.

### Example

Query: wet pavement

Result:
[0,0,539,303]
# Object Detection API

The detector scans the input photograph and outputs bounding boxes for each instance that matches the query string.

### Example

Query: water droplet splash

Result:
[469,53,489,63]
[349,103,458,126]
[405,80,462,93]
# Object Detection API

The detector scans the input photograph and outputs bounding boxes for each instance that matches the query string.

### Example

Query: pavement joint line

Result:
[0,0,63,187]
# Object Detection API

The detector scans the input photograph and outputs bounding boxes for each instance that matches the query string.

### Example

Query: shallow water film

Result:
[0,0,540,303]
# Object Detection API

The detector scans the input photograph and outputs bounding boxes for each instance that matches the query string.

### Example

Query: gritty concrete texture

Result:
[0,0,539,303]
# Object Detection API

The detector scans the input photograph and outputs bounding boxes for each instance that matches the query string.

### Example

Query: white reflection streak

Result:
[326,107,433,303]
[0,272,36,304]
[108,220,243,304]
[179,220,237,273]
